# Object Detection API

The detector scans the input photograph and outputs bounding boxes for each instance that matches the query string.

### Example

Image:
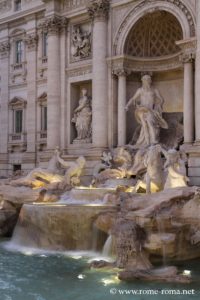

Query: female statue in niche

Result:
[125,75,168,149]
[72,88,92,143]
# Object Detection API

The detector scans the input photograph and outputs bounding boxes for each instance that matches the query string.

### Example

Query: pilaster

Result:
[0,40,10,154]
[24,33,38,155]
[87,0,110,149]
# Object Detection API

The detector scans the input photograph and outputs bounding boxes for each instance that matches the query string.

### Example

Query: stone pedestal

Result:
[88,0,110,148]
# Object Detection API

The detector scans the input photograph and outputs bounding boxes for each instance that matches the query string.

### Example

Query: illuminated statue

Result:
[125,75,168,149]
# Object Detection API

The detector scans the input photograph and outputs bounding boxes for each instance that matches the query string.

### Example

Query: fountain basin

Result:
[67,187,116,202]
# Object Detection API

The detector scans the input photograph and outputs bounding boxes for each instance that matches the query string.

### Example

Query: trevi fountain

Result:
[1,0,200,299]
[0,74,200,300]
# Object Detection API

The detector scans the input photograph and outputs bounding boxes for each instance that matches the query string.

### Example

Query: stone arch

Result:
[125,11,183,58]
[113,0,195,56]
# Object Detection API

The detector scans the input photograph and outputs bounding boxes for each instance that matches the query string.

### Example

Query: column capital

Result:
[179,52,195,64]
[24,33,38,51]
[176,38,196,63]
[0,41,10,59]
[38,15,68,35]
[112,68,131,77]
[87,0,110,21]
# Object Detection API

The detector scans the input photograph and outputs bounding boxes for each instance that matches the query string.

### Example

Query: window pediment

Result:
[9,97,27,108]
[38,92,47,105]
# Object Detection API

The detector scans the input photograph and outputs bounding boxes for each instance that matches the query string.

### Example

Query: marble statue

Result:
[125,75,168,149]
[134,144,165,193]
[71,88,92,143]
[92,151,113,183]
[163,149,189,189]
[112,147,132,172]
[10,147,63,188]
[71,26,91,60]
[10,148,86,189]
[56,154,86,187]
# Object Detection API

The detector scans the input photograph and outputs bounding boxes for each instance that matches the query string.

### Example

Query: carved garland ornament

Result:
[87,0,110,20]
[24,33,38,51]
[113,0,195,54]
[0,41,10,53]
[0,0,11,12]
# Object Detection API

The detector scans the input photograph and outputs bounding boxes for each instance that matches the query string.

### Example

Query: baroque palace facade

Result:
[0,0,199,183]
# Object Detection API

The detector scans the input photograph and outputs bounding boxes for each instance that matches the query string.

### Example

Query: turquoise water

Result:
[0,242,200,300]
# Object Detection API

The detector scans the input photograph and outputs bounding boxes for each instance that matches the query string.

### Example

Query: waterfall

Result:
[156,217,167,266]
[102,235,113,257]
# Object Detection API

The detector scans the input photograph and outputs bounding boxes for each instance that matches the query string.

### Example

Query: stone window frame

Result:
[42,31,48,59]
[8,97,27,135]
[10,28,26,73]
[15,39,23,64]
[14,0,22,12]
[37,92,47,139]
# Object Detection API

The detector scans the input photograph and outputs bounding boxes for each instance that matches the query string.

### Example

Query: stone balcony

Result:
[37,131,47,151]
[10,61,27,84]
[8,132,27,152]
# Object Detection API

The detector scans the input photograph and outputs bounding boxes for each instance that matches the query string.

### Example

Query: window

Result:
[14,0,22,11]
[43,32,48,57]
[15,110,23,133]
[15,40,23,64]
[13,164,21,172]
[41,106,47,131]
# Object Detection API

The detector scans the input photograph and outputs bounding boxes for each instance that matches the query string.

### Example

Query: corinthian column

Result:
[182,53,194,144]
[177,38,196,144]
[113,68,130,146]
[39,16,67,150]
[0,41,10,154]
[24,33,38,154]
[87,0,110,148]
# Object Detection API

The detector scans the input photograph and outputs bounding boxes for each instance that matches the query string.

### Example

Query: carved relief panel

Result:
[71,23,92,62]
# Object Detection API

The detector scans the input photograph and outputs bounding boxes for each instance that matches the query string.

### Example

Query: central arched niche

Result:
[124,11,184,145]
[124,11,183,57]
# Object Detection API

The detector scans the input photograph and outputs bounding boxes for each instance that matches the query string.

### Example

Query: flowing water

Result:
[0,240,200,300]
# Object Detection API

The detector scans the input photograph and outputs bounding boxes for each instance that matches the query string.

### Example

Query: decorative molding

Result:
[108,53,182,73]
[63,0,86,10]
[66,65,92,77]
[38,16,68,35]
[24,33,38,51]
[113,0,195,55]
[87,0,110,21]
[0,41,10,58]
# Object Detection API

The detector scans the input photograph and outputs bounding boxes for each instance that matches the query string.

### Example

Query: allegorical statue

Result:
[71,88,92,143]
[125,75,168,149]
[163,149,189,189]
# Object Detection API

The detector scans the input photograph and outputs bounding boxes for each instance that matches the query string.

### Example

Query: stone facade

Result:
[0,0,199,184]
